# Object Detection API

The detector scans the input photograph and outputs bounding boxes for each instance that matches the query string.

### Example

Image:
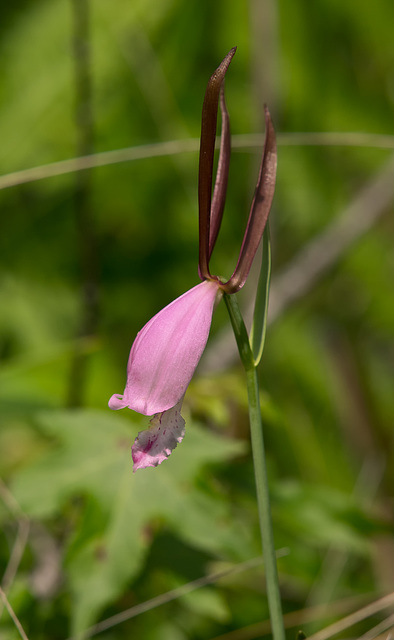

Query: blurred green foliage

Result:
[1,0,394,639]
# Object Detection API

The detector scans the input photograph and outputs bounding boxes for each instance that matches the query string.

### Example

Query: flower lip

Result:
[132,399,186,471]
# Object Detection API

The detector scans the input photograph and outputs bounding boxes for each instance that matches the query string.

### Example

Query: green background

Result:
[1,0,394,638]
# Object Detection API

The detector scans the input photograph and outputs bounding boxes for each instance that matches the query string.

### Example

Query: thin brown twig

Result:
[307,592,394,640]
[0,479,30,605]
[66,558,265,640]
[0,132,393,191]
[213,593,394,640]
[0,477,24,515]
[210,593,373,640]
[358,612,394,640]
[0,139,199,191]
[0,586,30,640]
[1,517,30,593]
[65,553,289,640]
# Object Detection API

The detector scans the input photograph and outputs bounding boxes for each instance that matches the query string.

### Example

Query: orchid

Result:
[109,47,277,471]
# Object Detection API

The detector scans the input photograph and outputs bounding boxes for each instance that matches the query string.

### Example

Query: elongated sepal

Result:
[198,47,236,280]
[221,106,277,294]
[209,87,231,257]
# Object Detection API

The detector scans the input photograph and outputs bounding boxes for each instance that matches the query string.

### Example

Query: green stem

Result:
[224,293,285,640]
[246,365,285,640]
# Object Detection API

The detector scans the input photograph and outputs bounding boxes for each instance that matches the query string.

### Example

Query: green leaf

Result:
[11,409,247,634]
[250,225,272,366]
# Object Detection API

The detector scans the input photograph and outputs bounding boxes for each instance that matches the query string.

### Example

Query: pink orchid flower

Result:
[109,48,277,471]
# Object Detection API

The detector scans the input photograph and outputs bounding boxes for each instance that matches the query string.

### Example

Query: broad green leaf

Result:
[11,409,247,634]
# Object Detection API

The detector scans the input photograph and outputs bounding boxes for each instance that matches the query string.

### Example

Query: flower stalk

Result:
[224,292,285,640]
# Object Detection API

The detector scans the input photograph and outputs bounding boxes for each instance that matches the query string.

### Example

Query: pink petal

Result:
[109,280,220,415]
[132,401,185,471]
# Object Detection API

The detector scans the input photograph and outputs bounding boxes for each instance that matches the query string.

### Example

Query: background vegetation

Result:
[1,0,394,638]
